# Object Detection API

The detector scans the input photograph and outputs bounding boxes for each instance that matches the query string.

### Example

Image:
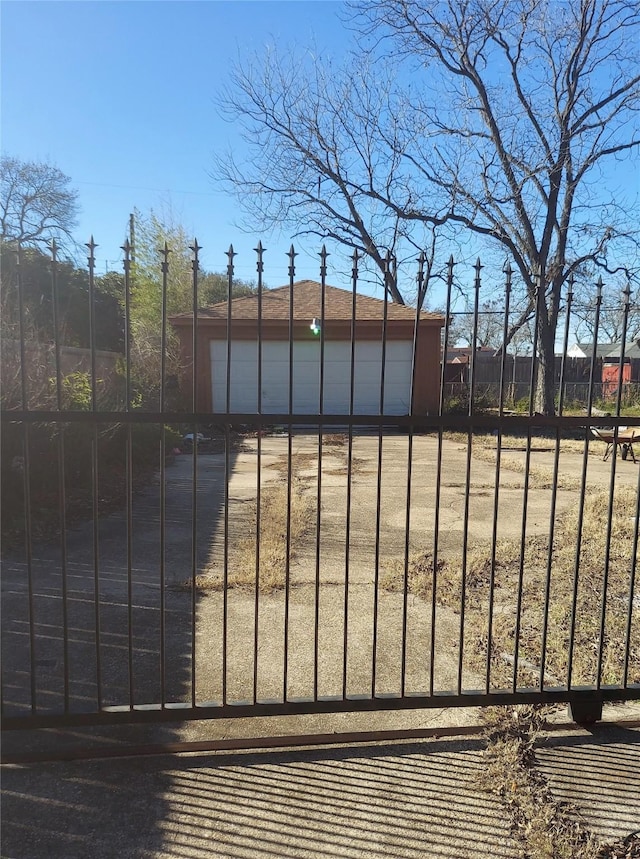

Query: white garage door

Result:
[210,340,413,415]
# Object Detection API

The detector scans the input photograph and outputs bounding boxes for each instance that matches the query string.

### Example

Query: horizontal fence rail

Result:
[1,239,638,740]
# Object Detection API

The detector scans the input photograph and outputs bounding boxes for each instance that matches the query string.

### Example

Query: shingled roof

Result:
[172,280,443,323]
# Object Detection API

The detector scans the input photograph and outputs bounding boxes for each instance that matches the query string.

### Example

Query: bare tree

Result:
[572,277,640,345]
[216,0,639,413]
[214,50,441,307]
[0,156,79,250]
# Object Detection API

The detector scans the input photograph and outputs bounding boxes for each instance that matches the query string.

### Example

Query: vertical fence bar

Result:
[400,253,423,696]
[456,259,482,694]
[253,242,265,704]
[190,239,201,707]
[223,245,235,705]
[539,275,574,690]
[512,270,543,691]
[122,239,135,708]
[159,243,170,707]
[86,237,103,709]
[283,245,297,701]
[468,260,482,411]
[49,240,70,713]
[342,249,358,699]
[596,281,631,688]
[567,276,603,688]
[485,262,512,693]
[16,245,28,411]
[430,256,454,695]
[371,256,390,697]
[16,244,37,713]
[313,246,328,699]
[623,459,640,687]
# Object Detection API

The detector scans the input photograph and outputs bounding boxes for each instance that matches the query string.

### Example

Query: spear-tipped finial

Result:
[351,247,359,279]
[416,250,425,291]
[566,272,574,298]
[287,244,297,279]
[503,260,512,290]
[121,237,132,271]
[86,236,97,270]
[622,281,632,305]
[319,244,329,278]
[447,255,455,283]
[226,244,236,277]
[160,241,171,273]
[474,257,482,290]
[254,240,265,274]
[190,239,201,271]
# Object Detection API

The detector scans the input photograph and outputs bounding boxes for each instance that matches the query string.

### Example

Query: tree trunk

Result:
[535,321,557,415]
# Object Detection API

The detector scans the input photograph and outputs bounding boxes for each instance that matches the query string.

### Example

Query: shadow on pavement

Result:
[1,737,519,859]
[2,446,240,856]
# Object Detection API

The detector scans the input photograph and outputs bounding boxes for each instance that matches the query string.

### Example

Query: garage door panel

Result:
[211,339,414,415]
[321,383,352,412]
[323,361,354,384]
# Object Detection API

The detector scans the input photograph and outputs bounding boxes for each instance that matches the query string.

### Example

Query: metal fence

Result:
[1,240,638,748]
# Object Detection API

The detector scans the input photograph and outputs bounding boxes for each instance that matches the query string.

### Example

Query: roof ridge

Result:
[171,279,444,322]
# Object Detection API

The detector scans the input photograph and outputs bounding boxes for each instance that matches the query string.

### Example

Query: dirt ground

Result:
[2,430,638,732]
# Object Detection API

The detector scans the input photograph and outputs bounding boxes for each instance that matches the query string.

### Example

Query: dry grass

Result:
[380,547,492,604]
[323,455,370,476]
[265,452,319,476]
[322,433,349,447]
[193,480,314,594]
[444,431,607,457]
[379,551,446,600]
[442,432,583,489]
[266,450,369,478]
[479,706,601,859]
[469,445,583,490]
[382,486,639,688]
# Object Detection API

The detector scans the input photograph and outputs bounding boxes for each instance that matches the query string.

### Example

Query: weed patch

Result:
[266,451,369,478]
[382,487,639,688]
[480,706,601,859]
[193,479,315,594]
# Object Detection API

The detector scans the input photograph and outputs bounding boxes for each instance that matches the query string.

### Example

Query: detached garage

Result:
[171,280,444,417]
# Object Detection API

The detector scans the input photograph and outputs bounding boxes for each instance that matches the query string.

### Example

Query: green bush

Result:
[59,371,93,410]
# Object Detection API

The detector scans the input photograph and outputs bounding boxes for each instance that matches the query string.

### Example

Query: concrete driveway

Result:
[1,430,637,722]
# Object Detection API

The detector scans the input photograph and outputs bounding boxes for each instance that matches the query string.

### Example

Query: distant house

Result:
[446,346,497,364]
[566,342,619,359]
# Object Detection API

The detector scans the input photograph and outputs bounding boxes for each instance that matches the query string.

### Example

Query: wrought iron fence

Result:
[1,239,638,746]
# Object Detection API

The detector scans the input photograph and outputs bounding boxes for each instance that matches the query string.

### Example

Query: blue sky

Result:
[1,1,352,284]
[2,0,638,312]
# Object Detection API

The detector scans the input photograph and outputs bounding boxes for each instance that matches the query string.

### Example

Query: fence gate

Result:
[1,240,639,756]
